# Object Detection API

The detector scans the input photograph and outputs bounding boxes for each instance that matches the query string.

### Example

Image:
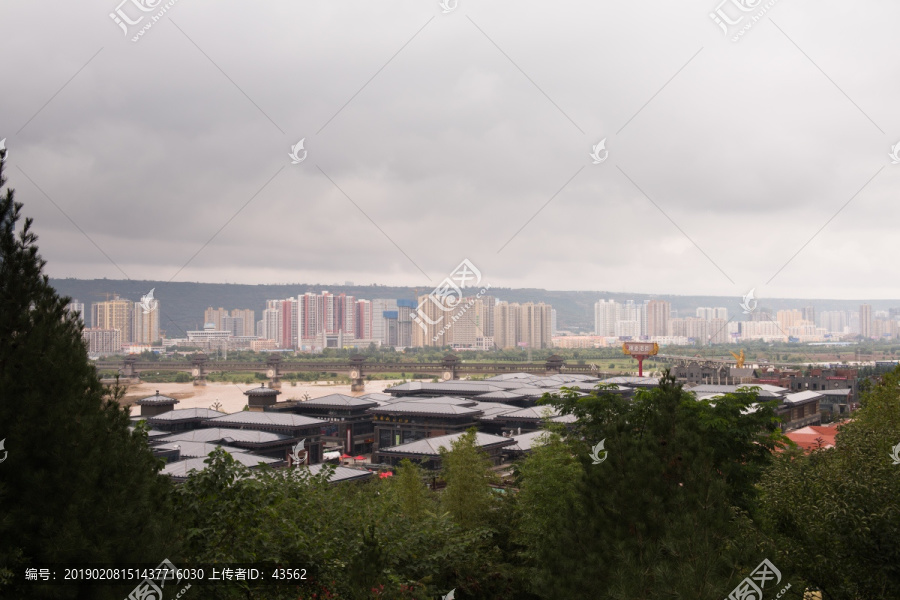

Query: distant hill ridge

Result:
[50,278,900,336]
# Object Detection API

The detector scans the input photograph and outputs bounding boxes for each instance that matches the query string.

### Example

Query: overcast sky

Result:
[1,0,898,302]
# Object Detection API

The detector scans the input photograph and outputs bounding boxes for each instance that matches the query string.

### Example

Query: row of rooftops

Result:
[134,372,843,482]
[140,395,577,433]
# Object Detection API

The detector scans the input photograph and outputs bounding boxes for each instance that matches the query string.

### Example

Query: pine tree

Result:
[0,150,178,598]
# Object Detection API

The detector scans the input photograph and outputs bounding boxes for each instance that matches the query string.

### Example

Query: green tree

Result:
[391,459,432,520]
[0,155,178,598]
[758,365,900,599]
[439,429,499,531]
[512,428,582,597]
[517,374,789,599]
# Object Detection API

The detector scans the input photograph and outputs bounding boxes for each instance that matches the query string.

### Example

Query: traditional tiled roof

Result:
[152,441,245,458]
[244,385,281,397]
[135,390,179,405]
[147,408,226,421]
[299,394,379,409]
[485,373,537,381]
[550,414,578,424]
[819,389,852,397]
[157,427,292,445]
[468,401,518,416]
[384,381,507,395]
[302,464,374,483]
[475,390,526,400]
[506,387,553,397]
[368,402,483,417]
[378,431,514,456]
[506,430,550,452]
[599,376,660,387]
[689,384,785,397]
[783,390,824,404]
[403,396,476,406]
[162,452,279,478]
[206,412,326,428]
[498,406,560,421]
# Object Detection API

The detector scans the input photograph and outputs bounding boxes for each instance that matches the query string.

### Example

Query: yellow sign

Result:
[622,342,659,356]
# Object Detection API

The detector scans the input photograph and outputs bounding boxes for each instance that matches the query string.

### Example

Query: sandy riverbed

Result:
[121,379,404,416]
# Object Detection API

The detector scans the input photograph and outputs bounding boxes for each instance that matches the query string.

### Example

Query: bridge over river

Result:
[94,354,617,391]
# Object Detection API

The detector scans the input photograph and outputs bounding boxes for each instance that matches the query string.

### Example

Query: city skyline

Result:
[73,285,899,355]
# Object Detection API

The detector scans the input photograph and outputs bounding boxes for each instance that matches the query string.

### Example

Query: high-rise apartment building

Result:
[594,299,618,336]
[709,318,729,344]
[489,301,552,349]
[231,309,256,337]
[204,307,255,337]
[480,295,496,338]
[92,296,133,345]
[82,328,122,355]
[669,317,709,344]
[396,299,416,347]
[356,299,374,340]
[132,299,160,344]
[802,306,816,324]
[262,301,282,345]
[204,307,229,330]
[372,299,398,344]
[322,292,355,337]
[818,310,847,334]
[279,299,298,349]
[493,301,520,349]
[696,307,728,321]
[412,294,445,347]
[297,293,323,346]
[777,310,804,332]
[221,315,244,337]
[647,300,670,337]
[66,300,85,324]
[860,304,873,338]
[517,302,552,349]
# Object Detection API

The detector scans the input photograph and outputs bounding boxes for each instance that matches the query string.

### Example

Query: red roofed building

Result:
[783,423,843,452]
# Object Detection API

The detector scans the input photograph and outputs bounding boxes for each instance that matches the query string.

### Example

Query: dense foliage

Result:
[0,151,179,599]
